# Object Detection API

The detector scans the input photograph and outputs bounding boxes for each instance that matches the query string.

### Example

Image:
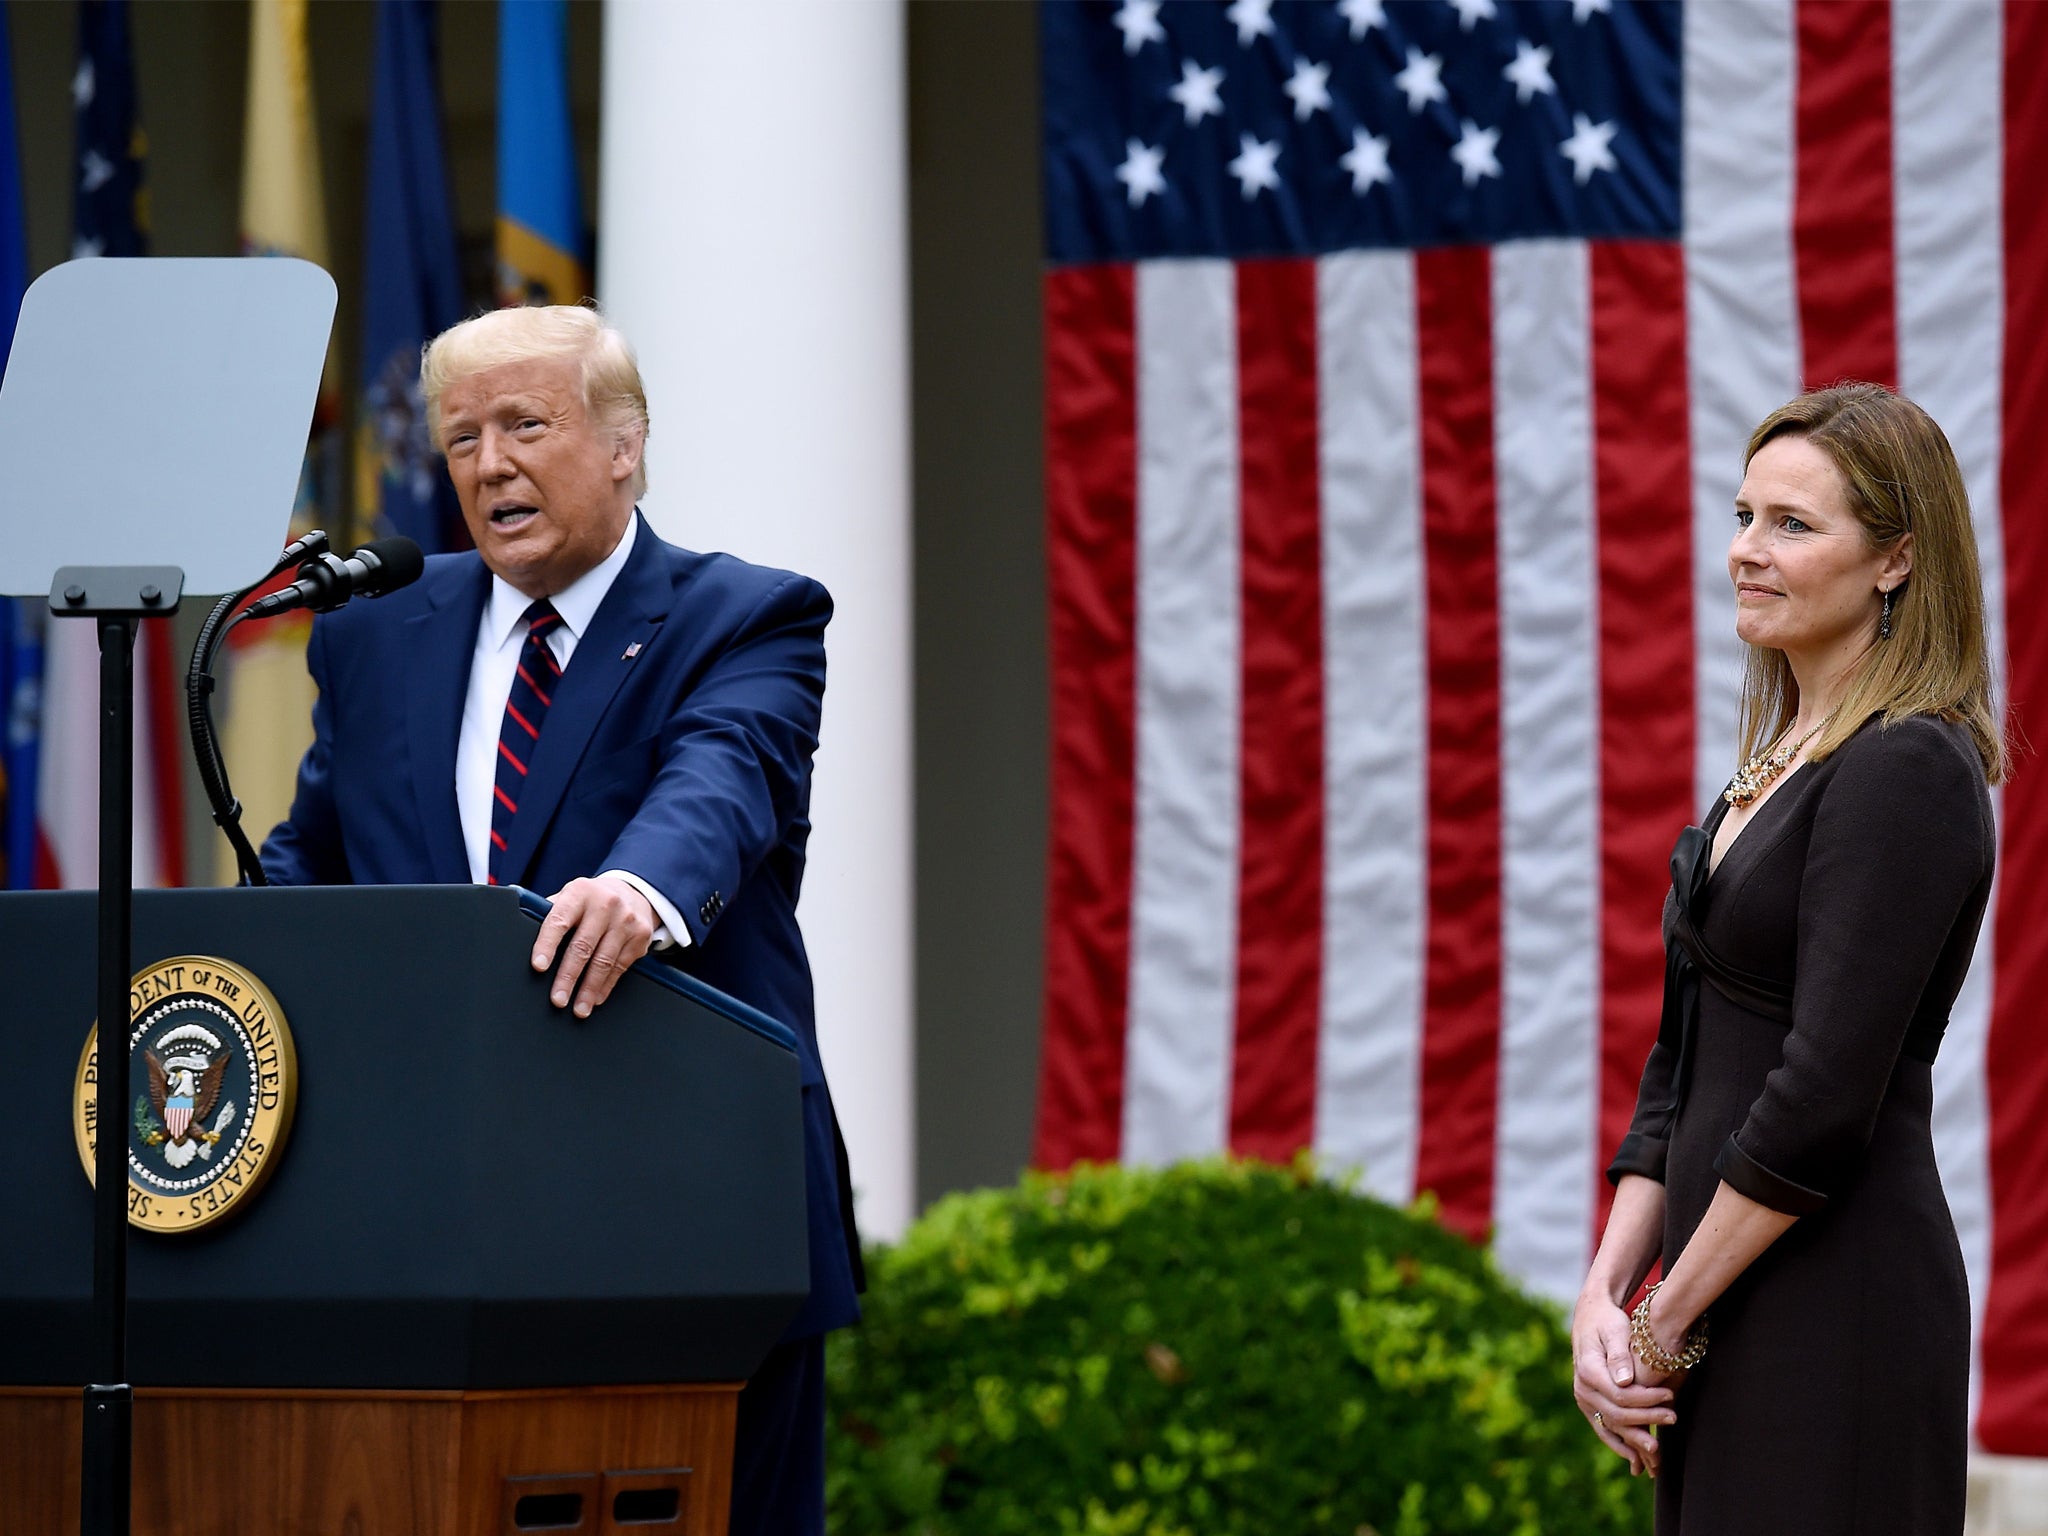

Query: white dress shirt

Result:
[454,514,687,946]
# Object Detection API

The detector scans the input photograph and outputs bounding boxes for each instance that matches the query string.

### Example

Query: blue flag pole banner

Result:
[497,0,589,306]
[356,0,467,554]
[0,3,34,889]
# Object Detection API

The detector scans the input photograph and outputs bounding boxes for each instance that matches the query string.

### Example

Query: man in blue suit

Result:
[261,304,860,1535]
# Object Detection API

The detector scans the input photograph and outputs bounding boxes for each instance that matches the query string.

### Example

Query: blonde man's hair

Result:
[1737,382,2007,785]
[421,304,651,500]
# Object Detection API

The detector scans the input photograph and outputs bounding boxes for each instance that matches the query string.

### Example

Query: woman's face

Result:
[1728,434,1910,661]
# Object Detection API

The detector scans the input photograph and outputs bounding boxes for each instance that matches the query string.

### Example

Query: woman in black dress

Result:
[1571,383,2005,1534]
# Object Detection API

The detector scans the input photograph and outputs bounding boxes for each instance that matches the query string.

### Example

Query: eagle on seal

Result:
[146,1050,230,1169]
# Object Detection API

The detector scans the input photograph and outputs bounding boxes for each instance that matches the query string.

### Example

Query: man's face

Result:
[438,355,638,599]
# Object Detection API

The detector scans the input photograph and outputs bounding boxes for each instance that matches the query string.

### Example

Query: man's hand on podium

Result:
[531,875,659,1019]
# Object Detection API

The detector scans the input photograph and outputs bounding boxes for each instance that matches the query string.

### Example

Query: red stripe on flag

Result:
[1034,265,1139,1169]
[1590,240,1696,1226]
[1412,245,1503,1241]
[1793,0,1898,389]
[1229,259,1324,1159]
[1980,0,2048,1456]
[141,619,185,886]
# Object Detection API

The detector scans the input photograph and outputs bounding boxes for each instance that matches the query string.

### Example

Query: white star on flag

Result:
[71,58,94,109]
[1394,49,1447,114]
[1116,139,1168,206]
[1339,128,1393,193]
[1338,0,1387,39]
[1572,0,1613,20]
[1447,0,1498,32]
[1560,113,1619,184]
[1226,0,1275,48]
[1169,60,1226,125]
[1112,0,1165,56]
[1284,59,1333,121]
[1451,119,1503,185]
[1502,41,1556,104]
[1227,133,1282,198]
[80,149,115,195]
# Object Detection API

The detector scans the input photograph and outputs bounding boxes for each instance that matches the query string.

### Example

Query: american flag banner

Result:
[1032,0,2048,1451]
[38,0,185,893]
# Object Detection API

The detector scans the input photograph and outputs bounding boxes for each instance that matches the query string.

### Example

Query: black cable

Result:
[185,531,330,887]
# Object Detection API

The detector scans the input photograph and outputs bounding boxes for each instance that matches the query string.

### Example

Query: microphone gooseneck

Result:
[186,531,338,886]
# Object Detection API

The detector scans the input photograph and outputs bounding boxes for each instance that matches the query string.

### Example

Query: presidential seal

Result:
[72,956,298,1234]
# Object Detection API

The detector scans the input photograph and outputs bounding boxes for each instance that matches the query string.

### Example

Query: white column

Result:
[599,0,913,1239]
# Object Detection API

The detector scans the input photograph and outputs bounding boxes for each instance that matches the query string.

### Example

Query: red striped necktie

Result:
[488,599,562,886]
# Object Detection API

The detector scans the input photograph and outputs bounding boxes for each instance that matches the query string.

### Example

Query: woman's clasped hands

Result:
[1571,1288,1680,1477]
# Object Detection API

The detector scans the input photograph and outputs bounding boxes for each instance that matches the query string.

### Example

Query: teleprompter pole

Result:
[48,567,184,1536]
[82,613,135,1536]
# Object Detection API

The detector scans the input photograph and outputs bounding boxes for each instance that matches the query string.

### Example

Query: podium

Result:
[0,885,811,1535]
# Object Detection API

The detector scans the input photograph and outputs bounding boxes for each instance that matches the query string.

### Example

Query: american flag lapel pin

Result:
[622,641,643,660]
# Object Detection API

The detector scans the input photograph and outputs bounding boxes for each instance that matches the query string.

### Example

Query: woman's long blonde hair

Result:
[1736,383,2007,784]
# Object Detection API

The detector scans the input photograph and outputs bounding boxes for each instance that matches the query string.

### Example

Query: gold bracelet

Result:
[1629,1281,1708,1372]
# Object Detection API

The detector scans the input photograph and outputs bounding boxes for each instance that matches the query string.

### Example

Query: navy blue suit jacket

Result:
[261,513,861,1340]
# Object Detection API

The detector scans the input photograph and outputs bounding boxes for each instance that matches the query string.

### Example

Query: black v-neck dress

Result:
[1607,714,1995,1536]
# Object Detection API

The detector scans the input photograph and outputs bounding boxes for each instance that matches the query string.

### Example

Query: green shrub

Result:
[826,1158,1648,1536]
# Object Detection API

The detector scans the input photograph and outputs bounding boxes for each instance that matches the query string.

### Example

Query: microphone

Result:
[243,536,425,620]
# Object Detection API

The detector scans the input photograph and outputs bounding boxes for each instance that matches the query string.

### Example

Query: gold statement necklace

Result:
[1724,715,1830,808]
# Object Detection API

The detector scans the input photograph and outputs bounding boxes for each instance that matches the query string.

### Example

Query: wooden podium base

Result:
[0,1383,738,1536]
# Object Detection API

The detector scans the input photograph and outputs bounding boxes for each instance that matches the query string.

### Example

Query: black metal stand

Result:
[50,564,184,1536]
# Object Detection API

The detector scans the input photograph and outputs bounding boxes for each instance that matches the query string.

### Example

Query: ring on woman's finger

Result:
[1593,1411,1605,1428]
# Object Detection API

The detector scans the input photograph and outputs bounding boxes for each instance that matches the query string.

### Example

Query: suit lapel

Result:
[501,520,672,885]
[405,558,489,885]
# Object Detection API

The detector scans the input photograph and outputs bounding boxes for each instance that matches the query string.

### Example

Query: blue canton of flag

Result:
[1043,0,1679,262]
